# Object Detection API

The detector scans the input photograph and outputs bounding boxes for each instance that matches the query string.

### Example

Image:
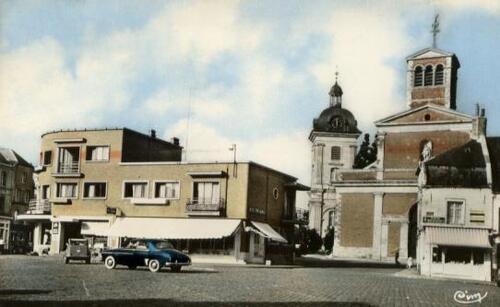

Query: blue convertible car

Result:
[101,240,191,272]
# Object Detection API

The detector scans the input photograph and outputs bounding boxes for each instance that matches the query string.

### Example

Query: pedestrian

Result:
[407,257,413,269]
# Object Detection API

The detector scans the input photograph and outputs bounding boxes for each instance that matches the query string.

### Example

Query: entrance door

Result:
[249,232,265,264]
[430,245,444,275]
[407,204,418,258]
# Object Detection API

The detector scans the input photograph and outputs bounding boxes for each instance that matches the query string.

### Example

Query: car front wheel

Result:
[148,259,161,273]
[104,256,116,269]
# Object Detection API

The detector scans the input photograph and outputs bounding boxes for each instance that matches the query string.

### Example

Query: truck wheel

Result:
[148,259,161,272]
[171,265,182,272]
[104,256,116,269]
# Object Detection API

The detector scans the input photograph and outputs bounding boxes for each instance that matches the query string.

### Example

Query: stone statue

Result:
[417,141,433,188]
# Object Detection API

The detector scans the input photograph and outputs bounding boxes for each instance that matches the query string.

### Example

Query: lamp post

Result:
[229,144,237,177]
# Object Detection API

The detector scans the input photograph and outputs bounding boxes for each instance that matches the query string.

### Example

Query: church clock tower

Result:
[308,77,361,236]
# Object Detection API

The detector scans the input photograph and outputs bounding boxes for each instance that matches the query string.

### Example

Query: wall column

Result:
[33,223,42,252]
[372,192,384,260]
[399,222,409,259]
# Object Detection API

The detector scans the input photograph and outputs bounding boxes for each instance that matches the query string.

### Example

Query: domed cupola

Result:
[329,81,343,107]
[312,79,361,135]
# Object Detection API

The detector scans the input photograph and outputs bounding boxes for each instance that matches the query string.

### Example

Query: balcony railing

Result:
[186,198,225,216]
[57,161,80,174]
[28,199,51,214]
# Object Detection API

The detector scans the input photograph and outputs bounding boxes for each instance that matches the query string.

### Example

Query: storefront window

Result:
[432,246,443,263]
[444,247,471,264]
[472,249,484,265]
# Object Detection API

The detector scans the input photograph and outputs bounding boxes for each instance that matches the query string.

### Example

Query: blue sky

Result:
[1,0,499,200]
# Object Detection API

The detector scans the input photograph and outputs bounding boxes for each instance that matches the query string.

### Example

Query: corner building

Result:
[18,128,307,264]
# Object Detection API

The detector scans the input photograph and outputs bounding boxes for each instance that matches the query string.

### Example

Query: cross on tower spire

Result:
[431,14,440,48]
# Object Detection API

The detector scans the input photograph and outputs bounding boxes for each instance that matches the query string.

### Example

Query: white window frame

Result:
[85,145,110,162]
[446,199,465,225]
[54,182,79,199]
[122,180,149,199]
[82,181,108,200]
[153,180,181,200]
[191,180,221,204]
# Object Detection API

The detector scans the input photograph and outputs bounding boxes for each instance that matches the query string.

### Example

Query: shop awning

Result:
[251,221,288,243]
[107,218,241,240]
[81,221,110,237]
[426,226,491,248]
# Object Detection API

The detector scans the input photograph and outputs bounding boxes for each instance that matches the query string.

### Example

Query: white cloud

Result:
[310,6,411,131]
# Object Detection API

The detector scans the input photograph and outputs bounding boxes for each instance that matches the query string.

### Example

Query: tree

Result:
[353,133,377,169]
[323,227,335,253]
[302,228,323,254]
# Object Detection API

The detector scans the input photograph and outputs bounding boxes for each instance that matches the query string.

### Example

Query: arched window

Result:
[434,64,444,85]
[424,65,433,86]
[414,66,423,87]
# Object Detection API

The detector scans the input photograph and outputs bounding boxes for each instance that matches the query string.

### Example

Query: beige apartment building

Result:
[18,128,306,264]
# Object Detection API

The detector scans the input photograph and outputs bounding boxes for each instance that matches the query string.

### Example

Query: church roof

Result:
[329,82,343,97]
[406,47,454,60]
[425,137,500,191]
[312,105,361,134]
[426,140,488,188]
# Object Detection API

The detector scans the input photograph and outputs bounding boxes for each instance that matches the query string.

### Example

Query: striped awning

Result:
[107,217,241,240]
[251,221,288,243]
[426,226,491,248]
[81,221,110,237]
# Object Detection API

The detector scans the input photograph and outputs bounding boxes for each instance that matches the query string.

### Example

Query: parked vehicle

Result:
[101,240,191,272]
[64,238,91,264]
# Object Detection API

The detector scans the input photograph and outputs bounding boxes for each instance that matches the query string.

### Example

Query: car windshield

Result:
[152,241,174,250]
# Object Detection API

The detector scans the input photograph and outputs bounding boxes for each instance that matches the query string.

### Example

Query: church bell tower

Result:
[405,15,460,110]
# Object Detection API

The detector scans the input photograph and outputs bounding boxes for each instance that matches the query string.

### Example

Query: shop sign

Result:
[423,216,445,223]
[249,207,265,215]
[106,207,117,215]
[52,222,59,235]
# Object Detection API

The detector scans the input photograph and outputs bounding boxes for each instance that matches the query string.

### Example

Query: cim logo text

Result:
[453,290,488,304]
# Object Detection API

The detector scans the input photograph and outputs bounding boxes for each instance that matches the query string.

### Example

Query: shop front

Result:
[419,226,492,281]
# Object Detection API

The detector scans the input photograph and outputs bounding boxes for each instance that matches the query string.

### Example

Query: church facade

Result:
[308,45,488,264]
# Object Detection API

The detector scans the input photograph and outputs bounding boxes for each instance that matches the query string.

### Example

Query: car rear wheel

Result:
[104,256,116,269]
[171,265,182,272]
[148,259,161,273]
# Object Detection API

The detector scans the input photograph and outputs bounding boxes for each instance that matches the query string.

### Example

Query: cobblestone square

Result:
[1,255,499,306]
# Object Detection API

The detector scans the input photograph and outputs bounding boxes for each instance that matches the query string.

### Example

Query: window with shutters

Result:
[154,181,180,199]
[83,182,107,199]
[434,64,444,85]
[86,146,110,161]
[56,182,78,199]
[424,65,433,86]
[331,146,341,160]
[447,201,464,225]
[123,181,148,198]
[414,66,423,86]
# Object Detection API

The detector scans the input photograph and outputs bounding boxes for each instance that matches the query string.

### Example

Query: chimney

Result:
[150,129,156,138]
[471,107,487,139]
[171,137,180,146]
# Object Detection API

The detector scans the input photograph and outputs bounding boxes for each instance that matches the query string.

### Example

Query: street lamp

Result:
[228,144,237,177]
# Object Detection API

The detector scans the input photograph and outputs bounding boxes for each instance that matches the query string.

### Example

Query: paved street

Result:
[1,255,500,306]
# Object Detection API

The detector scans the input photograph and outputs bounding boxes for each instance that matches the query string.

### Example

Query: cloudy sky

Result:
[1,0,499,206]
